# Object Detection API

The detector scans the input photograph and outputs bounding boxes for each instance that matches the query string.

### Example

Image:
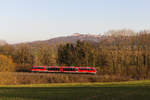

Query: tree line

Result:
[0,44,57,72]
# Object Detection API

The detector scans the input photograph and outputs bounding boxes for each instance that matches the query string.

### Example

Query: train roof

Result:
[32,66,94,68]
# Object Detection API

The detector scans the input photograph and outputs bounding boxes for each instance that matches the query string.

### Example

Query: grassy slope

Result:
[0,80,150,100]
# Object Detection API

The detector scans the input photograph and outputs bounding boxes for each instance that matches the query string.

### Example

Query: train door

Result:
[76,68,78,73]
[45,66,48,72]
[60,67,63,73]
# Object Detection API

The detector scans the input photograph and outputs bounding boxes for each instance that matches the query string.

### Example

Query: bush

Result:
[0,54,15,72]
[15,64,31,72]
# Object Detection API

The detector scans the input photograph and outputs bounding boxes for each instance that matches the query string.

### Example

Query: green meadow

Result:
[0,80,150,100]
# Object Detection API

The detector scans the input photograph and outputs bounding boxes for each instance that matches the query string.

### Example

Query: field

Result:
[0,80,150,100]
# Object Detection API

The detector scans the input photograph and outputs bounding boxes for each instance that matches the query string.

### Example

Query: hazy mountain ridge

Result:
[29,33,103,46]
[0,40,7,46]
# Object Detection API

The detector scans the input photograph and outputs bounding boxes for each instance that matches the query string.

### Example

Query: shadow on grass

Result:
[0,86,150,100]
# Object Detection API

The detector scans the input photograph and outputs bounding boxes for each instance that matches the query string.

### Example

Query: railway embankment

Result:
[0,72,132,85]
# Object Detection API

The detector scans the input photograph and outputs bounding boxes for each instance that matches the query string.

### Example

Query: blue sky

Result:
[0,0,149,43]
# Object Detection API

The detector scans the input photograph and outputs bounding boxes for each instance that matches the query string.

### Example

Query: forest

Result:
[0,29,150,80]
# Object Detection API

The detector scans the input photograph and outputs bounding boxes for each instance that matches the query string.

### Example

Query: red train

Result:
[31,66,97,74]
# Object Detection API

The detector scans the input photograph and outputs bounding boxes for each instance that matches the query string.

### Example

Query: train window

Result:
[33,67,45,69]
[48,68,60,71]
[79,68,93,71]
[63,68,75,71]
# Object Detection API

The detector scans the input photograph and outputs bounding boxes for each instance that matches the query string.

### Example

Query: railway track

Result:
[10,72,99,77]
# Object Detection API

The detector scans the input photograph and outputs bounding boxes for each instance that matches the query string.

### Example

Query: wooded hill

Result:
[25,33,102,47]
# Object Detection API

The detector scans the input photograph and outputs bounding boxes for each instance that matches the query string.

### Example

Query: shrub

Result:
[0,54,15,72]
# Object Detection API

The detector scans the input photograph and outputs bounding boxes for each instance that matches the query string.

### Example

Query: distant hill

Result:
[0,40,7,46]
[15,32,138,48]
[28,33,103,46]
